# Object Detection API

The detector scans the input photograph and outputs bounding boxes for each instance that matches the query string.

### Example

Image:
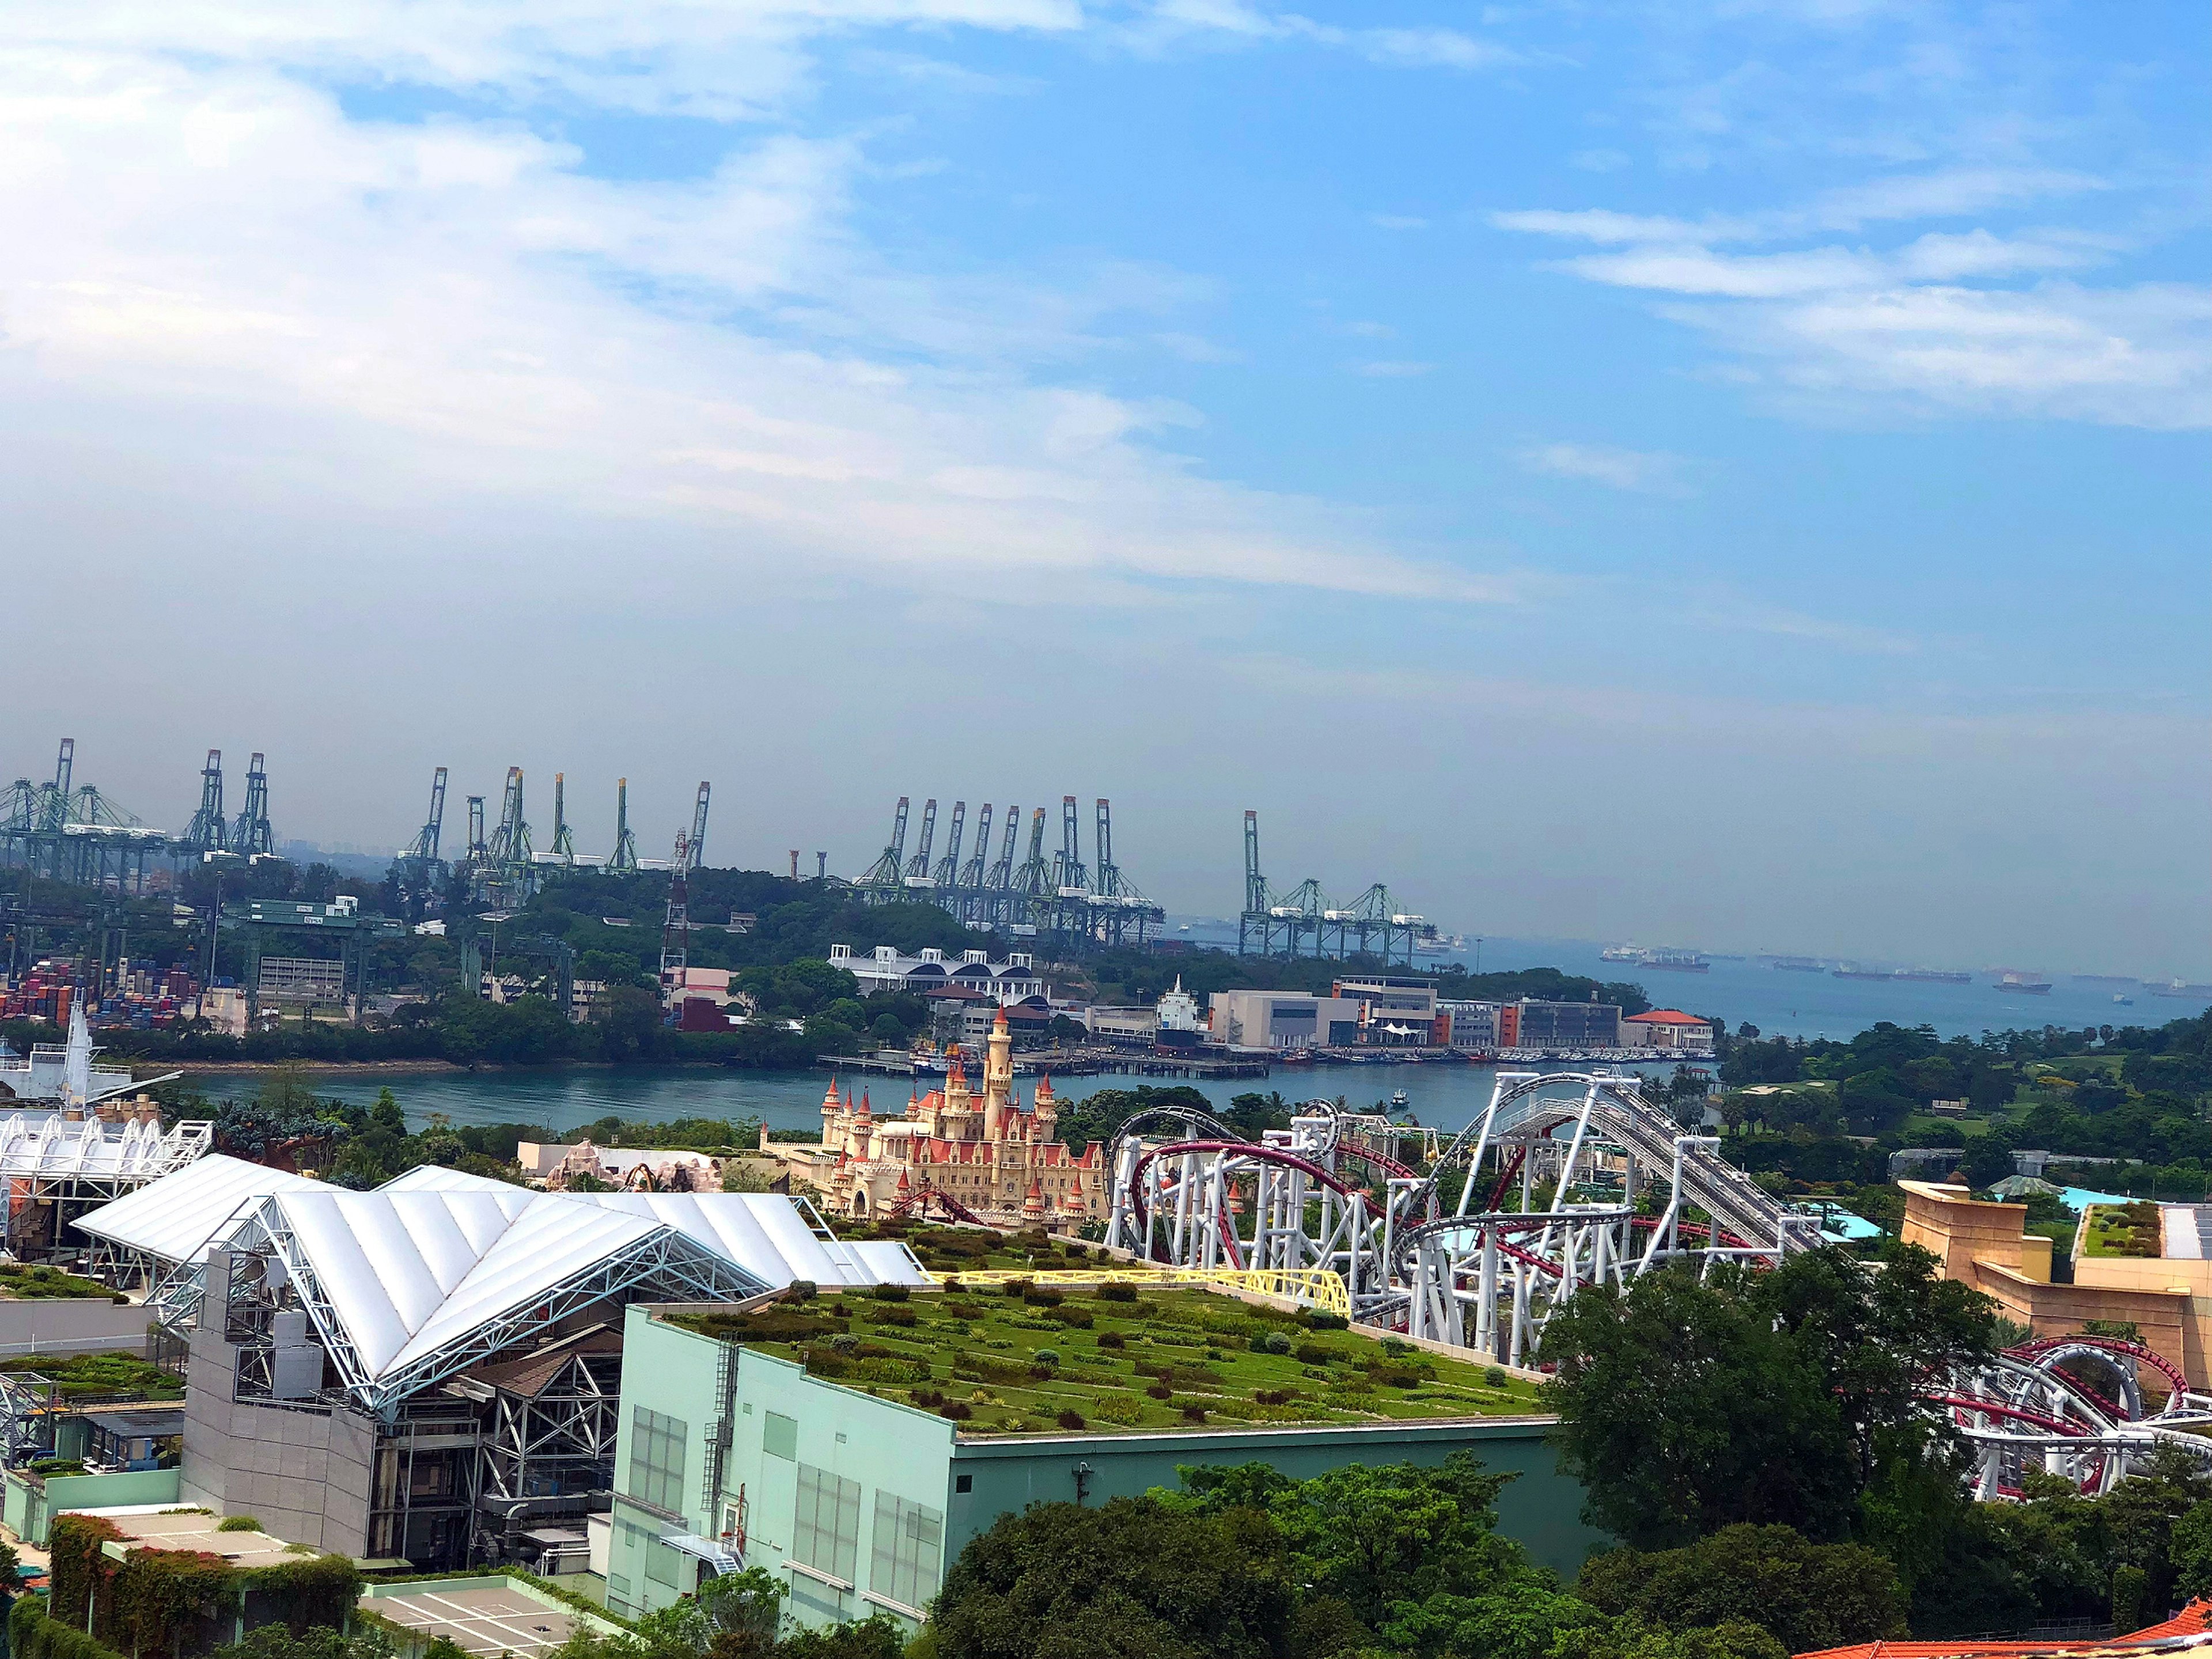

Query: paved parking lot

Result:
[365,1584,594,1657]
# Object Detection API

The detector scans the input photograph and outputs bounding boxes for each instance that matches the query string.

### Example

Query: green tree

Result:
[1572,1525,1905,1653]
[1565,1616,1787,1659]
[930,1496,1293,1659]
[1536,1264,1859,1546]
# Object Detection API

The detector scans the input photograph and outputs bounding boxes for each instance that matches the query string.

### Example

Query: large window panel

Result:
[793,1463,862,1585]
[628,1406,688,1515]
[870,1491,945,1611]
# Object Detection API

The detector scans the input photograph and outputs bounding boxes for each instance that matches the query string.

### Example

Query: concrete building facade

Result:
[606,1302,1608,1634]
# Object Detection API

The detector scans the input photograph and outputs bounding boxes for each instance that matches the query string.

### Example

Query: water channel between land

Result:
[180,1060,1683,1139]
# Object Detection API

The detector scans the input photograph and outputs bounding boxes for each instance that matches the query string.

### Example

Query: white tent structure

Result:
[0,1109,211,1259]
[174,1187,925,1419]
[74,1152,317,1286]
[0,1111,209,1191]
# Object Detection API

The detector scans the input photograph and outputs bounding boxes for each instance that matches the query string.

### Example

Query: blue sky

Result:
[2,0,2206,972]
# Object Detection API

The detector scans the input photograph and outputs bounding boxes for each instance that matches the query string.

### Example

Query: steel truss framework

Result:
[0,1115,211,1257]
[196,1197,770,1421]
[1106,1072,1817,1366]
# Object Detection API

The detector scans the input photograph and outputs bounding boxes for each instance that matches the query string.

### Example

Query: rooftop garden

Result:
[669,1282,1541,1437]
[2081,1200,2161,1259]
[0,1264,125,1302]
[0,1351,185,1399]
[828,1219,1124,1278]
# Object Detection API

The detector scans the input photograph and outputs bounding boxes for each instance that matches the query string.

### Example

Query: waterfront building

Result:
[1438,999,1502,1050]
[1210,978,1441,1052]
[779,1011,1104,1225]
[603,1286,1604,1633]
[1622,1009,1713,1049]
[827,945,1042,1002]
[1509,999,1623,1049]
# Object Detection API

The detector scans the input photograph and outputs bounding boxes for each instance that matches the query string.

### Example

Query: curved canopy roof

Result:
[559,1193,929,1289]
[73,1152,319,1266]
[0,1112,210,1185]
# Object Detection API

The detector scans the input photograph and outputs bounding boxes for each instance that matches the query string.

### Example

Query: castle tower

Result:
[853,1089,873,1160]
[820,1077,846,1152]
[1021,1177,1046,1223]
[1032,1073,1058,1141]
[942,1047,975,1141]
[983,1010,1013,1140]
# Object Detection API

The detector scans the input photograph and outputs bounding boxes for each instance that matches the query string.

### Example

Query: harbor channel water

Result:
[243,1060,1681,1141]
[186,934,2204,1140]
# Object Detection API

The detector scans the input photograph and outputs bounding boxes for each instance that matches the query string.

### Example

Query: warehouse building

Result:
[603,1285,1604,1633]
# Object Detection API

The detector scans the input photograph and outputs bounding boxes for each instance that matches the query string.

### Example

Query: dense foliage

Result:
[928,1456,1823,1658]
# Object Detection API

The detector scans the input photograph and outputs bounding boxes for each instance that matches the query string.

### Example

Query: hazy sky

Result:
[3,1,2206,976]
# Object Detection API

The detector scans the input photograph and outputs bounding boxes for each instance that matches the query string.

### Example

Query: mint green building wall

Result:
[607,1307,730,1619]
[945,1419,1607,1581]
[609,1309,959,1630]
[0,1467,180,1546]
[611,1307,1604,1633]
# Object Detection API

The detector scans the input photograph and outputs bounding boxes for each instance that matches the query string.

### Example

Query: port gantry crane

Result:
[854,797,910,903]
[1236,808,1441,965]
[2,739,169,893]
[229,753,274,857]
[606,779,639,874]
[686,782,710,873]
[954,803,994,925]
[850,791,1161,942]
[183,751,228,859]
[930,800,966,896]
[902,798,938,894]
[547,773,574,865]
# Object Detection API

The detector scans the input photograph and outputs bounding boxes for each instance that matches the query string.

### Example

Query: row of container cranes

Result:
[390,767,713,908]
[850,796,1166,946]
[1,740,275,895]
[1237,808,1444,965]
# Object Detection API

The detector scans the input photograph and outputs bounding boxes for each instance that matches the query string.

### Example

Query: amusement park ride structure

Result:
[1103,1070,2212,1502]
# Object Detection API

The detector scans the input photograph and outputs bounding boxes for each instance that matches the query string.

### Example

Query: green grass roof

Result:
[666,1283,1541,1438]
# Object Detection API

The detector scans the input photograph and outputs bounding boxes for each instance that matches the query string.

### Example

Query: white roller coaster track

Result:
[1101,1073,2212,1500]
[1105,1070,1821,1365]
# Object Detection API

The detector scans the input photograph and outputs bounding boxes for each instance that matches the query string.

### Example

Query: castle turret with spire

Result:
[799,1007,1104,1225]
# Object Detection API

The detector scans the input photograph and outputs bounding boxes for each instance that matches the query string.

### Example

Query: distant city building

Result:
[1438,999,1502,1051]
[1210,977,1444,1052]
[1085,1005,1159,1047]
[1622,1009,1712,1049]
[1509,999,1623,1049]
[828,944,1041,1002]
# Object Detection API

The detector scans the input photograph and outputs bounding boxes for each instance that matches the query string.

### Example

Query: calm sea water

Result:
[268,1060,1680,1139]
[201,932,2202,1139]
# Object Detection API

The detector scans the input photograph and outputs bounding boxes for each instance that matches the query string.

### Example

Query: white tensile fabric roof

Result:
[71,1153,320,1266]
[558,1193,930,1289]
[267,1189,697,1380]
[375,1165,519,1195]
[0,1112,209,1181]
[200,1188,921,1409]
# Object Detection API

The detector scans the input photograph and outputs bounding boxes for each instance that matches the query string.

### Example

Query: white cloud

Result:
[1517,442,1691,495]
[0,37,1516,611]
[1494,166,2206,429]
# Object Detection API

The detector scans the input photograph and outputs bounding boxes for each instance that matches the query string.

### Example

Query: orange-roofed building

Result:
[777,1009,1105,1228]
[1623,1009,1714,1050]
[1795,1600,2212,1657]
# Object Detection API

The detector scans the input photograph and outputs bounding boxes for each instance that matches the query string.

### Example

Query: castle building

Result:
[782,1010,1106,1228]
